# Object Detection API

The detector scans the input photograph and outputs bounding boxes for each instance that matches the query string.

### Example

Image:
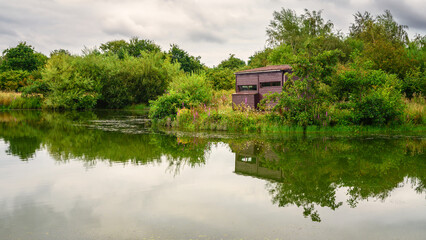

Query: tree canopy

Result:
[1,42,47,72]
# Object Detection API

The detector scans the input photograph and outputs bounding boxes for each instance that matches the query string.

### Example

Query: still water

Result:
[0,110,425,240]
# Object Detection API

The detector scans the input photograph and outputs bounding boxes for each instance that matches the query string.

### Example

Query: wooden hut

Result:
[232,65,292,109]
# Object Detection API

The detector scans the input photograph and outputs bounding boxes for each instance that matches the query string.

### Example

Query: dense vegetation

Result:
[150,9,425,130]
[0,8,424,129]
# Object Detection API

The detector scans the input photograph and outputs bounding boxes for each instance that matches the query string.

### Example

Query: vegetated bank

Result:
[0,9,425,133]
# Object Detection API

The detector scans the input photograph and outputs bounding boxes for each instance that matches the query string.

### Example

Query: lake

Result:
[0,110,425,240]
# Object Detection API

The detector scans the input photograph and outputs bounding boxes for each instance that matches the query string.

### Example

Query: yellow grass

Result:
[0,92,21,106]
[404,94,425,124]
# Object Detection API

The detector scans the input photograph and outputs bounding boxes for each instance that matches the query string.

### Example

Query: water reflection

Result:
[229,138,425,222]
[0,111,209,172]
[0,110,425,226]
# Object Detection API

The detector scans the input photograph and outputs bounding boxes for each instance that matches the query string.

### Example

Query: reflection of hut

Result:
[230,141,283,181]
[232,65,292,109]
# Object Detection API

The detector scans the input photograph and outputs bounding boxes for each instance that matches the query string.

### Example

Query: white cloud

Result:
[0,0,424,66]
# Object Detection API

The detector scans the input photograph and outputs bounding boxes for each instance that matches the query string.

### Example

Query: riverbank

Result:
[151,91,425,134]
[0,92,41,109]
[2,90,425,134]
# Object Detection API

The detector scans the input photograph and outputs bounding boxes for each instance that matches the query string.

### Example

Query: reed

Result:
[0,91,42,109]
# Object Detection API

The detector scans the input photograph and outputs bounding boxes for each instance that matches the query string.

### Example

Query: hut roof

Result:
[235,65,292,75]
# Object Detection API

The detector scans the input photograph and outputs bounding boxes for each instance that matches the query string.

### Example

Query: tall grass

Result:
[404,94,425,125]
[0,91,42,109]
[156,90,426,133]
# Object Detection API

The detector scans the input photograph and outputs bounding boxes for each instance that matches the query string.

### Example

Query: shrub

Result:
[149,73,212,119]
[41,54,100,110]
[149,92,184,119]
[206,67,235,90]
[77,52,181,108]
[353,86,404,125]
[0,70,30,91]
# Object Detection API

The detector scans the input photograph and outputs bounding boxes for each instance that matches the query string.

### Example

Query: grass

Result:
[0,91,42,109]
[153,90,426,134]
[404,93,425,125]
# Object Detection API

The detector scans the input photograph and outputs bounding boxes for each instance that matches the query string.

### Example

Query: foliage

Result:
[41,54,100,109]
[99,37,161,58]
[352,86,404,125]
[50,49,72,57]
[22,50,181,109]
[266,8,334,51]
[0,92,41,109]
[206,67,235,90]
[0,70,30,92]
[262,48,341,130]
[404,94,425,125]
[149,73,212,119]
[0,42,46,72]
[217,54,245,70]
[93,51,181,108]
[168,44,204,73]
[350,10,409,45]
[248,48,273,68]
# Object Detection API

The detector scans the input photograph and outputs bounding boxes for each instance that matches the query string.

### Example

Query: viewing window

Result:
[260,81,281,87]
[238,85,257,91]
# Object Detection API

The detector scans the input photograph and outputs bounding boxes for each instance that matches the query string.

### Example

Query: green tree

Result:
[206,67,235,90]
[50,49,72,57]
[100,39,128,56]
[127,37,161,57]
[99,37,161,58]
[263,49,342,131]
[266,9,334,51]
[41,54,100,109]
[1,42,46,72]
[168,44,204,73]
[217,54,245,70]
[248,48,273,68]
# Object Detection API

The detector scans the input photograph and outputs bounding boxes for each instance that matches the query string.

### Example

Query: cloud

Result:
[376,0,426,32]
[0,0,425,66]
[187,30,225,44]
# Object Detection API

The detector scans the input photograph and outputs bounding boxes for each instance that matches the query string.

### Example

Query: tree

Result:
[99,37,161,58]
[217,54,245,70]
[50,49,72,57]
[99,40,128,56]
[266,9,334,51]
[168,44,204,73]
[206,67,235,90]
[127,37,161,57]
[350,10,408,45]
[1,42,46,72]
[248,48,273,68]
[263,49,342,131]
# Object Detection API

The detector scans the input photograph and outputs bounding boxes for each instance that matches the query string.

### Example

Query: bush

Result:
[206,67,235,90]
[76,51,181,108]
[402,70,426,98]
[149,93,184,119]
[0,70,30,91]
[353,86,404,125]
[149,73,212,119]
[41,54,100,109]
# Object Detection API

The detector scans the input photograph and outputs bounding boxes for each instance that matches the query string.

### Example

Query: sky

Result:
[0,0,425,67]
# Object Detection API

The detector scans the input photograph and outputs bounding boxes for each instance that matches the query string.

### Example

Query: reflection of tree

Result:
[0,111,209,173]
[229,137,425,222]
[0,111,43,160]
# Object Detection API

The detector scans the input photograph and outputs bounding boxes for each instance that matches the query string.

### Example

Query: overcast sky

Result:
[1,0,425,66]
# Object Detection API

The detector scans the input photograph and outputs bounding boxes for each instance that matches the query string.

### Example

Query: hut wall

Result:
[232,93,259,109]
